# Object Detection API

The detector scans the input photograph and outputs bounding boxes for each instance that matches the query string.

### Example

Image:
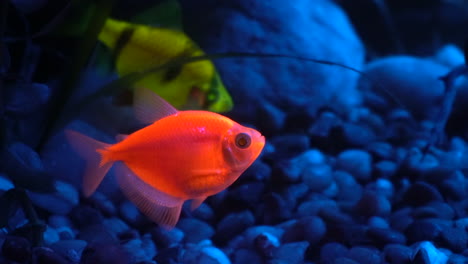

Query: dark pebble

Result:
[32,247,70,264]
[255,233,279,258]
[335,149,372,182]
[214,211,255,245]
[373,160,397,178]
[366,141,394,160]
[228,182,265,205]
[440,179,467,201]
[402,181,443,206]
[191,203,215,222]
[333,257,360,264]
[308,111,342,139]
[69,205,104,228]
[150,227,184,248]
[367,227,406,247]
[297,197,338,217]
[273,242,309,264]
[282,216,326,246]
[439,226,468,253]
[262,192,292,224]
[326,224,369,246]
[153,246,184,264]
[383,244,412,264]
[347,246,381,264]
[282,183,309,209]
[241,160,271,182]
[412,202,454,220]
[334,171,363,203]
[257,101,286,135]
[341,122,377,148]
[80,242,130,264]
[232,248,262,264]
[2,236,31,262]
[405,219,444,244]
[119,201,150,227]
[269,134,310,159]
[318,206,354,225]
[447,254,468,264]
[412,247,431,264]
[320,243,348,264]
[302,163,333,192]
[389,208,413,232]
[354,191,391,217]
[177,218,214,244]
[87,192,117,216]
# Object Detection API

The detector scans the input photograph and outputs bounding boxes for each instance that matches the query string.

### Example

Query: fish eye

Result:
[235,133,251,149]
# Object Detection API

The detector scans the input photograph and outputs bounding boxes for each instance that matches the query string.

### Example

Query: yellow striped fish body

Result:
[98,18,233,112]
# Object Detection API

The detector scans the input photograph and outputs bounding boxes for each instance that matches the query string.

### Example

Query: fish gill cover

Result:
[0,0,468,263]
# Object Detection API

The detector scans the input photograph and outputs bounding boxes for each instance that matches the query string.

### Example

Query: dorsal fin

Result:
[133,87,178,124]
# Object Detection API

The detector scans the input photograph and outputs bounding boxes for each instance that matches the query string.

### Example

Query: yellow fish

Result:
[98,18,233,112]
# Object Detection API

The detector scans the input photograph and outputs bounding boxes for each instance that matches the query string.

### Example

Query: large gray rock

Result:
[180,0,365,126]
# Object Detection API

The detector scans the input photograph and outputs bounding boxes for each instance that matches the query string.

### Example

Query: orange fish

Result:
[66,87,265,228]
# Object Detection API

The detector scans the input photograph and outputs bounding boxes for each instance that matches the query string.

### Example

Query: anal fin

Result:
[190,197,207,211]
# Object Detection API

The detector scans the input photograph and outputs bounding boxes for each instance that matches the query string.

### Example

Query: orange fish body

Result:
[66,87,265,228]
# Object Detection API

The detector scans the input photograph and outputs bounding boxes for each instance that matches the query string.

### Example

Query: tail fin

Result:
[65,130,113,197]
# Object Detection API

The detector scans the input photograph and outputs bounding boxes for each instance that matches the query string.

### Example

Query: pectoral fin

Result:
[115,162,184,229]
[190,197,207,211]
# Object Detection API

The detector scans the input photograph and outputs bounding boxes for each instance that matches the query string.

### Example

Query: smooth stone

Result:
[69,205,104,228]
[335,149,372,182]
[191,203,215,222]
[122,234,157,263]
[373,160,398,179]
[354,191,391,217]
[230,226,283,250]
[182,240,231,264]
[346,246,381,264]
[302,163,333,192]
[232,248,262,264]
[320,242,348,264]
[333,171,363,203]
[254,232,280,258]
[383,244,412,264]
[405,220,444,244]
[0,175,14,191]
[276,149,326,182]
[180,0,364,122]
[439,226,468,253]
[240,160,272,182]
[389,207,413,232]
[341,122,377,148]
[80,242,130,264]
[297,198,338,217]
[50,240,87,263]
[367,227,406,246]
[103,217,130,236]
[178,218,215,244]
[269,134,310,159]
[273,242,309,264]
[413,241,449,264]
[32,247,70,264]
[282,216,326,246]
[28,180,79,215]
[366,141,394,160]
[87,192,117,216]
[402,181,444,206]
[333,257,360,264]
[150,227,184,248]
[43,226,60,246]
[367,216,389,229]
[2,236,31,262]
[119,200,150,227]
[262,192,292,225]
[214,211,254,244]
[412,202,454,220]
